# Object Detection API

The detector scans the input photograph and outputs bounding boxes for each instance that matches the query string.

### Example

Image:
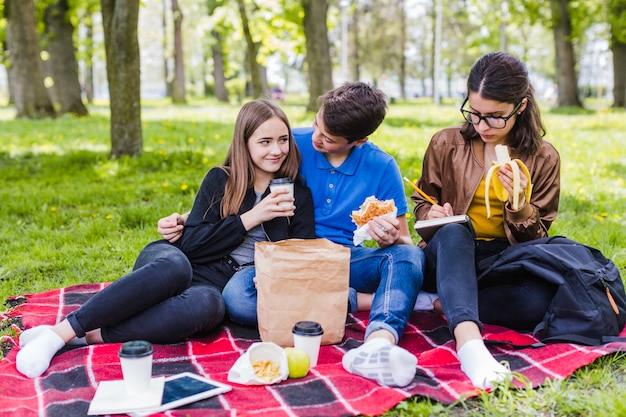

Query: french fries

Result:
[252,359,280,382]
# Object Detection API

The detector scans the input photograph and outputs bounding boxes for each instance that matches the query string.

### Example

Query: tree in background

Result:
[301,0,333,112]
[236,0,263,98]
[43,0,89,116]
[4,0,56,119]
[171,0,186,103]
[550,0,583,107]
[101,0,142,158]
[609,0,626,108]
[78,3,98,105]
[208,0,230,102]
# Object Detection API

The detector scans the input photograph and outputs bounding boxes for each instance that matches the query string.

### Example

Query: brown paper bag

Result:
[255,238,350,347]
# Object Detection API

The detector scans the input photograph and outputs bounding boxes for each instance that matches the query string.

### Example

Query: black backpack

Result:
[477,236,626,346]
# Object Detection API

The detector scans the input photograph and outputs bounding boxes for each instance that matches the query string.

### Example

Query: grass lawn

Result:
[1,98,625,416]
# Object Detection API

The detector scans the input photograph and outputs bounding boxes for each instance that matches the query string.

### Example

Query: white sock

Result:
[342,338,417,387]
[457,339,511,389]
[19,325,52,348]
[20,325,87,347]
[413,291,439,311]
[16,328,66,378]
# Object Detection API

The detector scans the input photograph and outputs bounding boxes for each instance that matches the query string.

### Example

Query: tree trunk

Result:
[612,39,626,108]
[211,30,229,102]
[550,0,582,107]
[162,0,172,98]
[301,0,333,112]
[610,0,626,108]
[84,14,95,104]
[44,0,89,116]
[101,0,143,158]
[350,1,360,81]
[171,0,186,103]
[398,0,407,100]
[5,0,56,119]
[236,0,263,98]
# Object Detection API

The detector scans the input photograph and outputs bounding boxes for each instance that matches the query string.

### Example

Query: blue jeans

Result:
[66,240,225,343]
[222,244,425,343]
[423,223,555,334]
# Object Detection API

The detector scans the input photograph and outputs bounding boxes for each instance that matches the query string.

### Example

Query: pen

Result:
[403,177,438,206]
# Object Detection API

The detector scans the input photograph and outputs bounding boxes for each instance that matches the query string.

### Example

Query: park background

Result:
[1,0,626,416]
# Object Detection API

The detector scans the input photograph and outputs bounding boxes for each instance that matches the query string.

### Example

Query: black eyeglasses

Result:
[460,98,522,129]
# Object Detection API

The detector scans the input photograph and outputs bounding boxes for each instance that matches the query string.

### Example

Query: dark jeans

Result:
[423,223,555,334]
[66,240,225,344]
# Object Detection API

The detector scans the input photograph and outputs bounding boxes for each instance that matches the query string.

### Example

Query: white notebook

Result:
[413,214,476,242]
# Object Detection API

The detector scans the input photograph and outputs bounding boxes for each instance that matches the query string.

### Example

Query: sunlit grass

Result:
[0,98,625,416]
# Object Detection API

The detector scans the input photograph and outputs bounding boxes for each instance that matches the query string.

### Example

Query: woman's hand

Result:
[239,189,295,230]
[427,202,453,219]
[498,164,528,210]
[157,212,188,243]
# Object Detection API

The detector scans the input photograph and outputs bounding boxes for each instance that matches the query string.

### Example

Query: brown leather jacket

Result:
[412,127,560,246]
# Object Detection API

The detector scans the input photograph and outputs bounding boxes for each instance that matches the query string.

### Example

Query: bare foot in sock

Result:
[16,328,65,378]
[342,338,417,387]
[457,339,511,389]
[19,325,53,348]
[20,325,86,348]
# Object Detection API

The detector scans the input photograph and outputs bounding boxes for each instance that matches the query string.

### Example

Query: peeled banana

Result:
[485,144,532,218]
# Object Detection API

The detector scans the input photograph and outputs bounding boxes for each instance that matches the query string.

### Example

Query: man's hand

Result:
[158,212,188,243]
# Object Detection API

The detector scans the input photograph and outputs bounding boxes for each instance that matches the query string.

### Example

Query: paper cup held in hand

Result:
[118,340,153,395]
[292,321,323,367]
[269,177,294,207]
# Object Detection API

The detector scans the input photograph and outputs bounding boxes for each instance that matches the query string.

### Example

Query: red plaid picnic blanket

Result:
[2,283,626,417]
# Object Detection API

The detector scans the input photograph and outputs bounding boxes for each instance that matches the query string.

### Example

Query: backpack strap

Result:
[533,321,626,345]
[539,334,626,346]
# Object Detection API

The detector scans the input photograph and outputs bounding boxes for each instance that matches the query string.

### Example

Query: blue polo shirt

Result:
[293,127,409,246]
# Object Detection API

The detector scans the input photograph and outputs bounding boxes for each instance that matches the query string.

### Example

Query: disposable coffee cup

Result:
[269,178,294,207]
[292,321,324,367]
[118,340,153,396]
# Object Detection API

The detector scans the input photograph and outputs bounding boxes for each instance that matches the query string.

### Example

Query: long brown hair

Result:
[220,99,301,217]
[460,52,546,156]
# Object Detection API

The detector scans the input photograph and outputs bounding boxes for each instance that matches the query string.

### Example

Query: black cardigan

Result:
[174,167,316,289]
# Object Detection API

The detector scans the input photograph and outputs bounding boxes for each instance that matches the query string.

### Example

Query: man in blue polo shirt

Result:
[158,83,424,388]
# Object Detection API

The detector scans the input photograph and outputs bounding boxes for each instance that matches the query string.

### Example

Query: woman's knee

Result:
[433,223,473,244]
[135,242,192,277]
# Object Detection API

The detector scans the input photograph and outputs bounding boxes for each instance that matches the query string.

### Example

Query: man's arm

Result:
[157,212,189,243]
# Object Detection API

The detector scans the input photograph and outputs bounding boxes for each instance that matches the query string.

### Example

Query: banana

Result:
[484,144,532,218]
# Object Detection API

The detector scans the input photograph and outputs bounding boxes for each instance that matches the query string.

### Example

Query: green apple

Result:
[284,347,310,378]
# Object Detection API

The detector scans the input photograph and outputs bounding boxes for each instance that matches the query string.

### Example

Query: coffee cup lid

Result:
[269,177,293,185]
[292,321,323,336]
[119,340,153,358]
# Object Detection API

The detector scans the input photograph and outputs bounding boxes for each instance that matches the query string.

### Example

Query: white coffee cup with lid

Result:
[292,321,324,367]
[269,178,294,207]
[118,340,153,395]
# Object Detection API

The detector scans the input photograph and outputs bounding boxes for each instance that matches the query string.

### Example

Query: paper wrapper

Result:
[227,342,289,385]
[352,207,398,246]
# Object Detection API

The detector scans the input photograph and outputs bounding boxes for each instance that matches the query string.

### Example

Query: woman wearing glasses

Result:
[410,52,560,389]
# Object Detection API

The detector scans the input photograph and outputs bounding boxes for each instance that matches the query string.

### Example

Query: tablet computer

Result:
[130,372,232,416]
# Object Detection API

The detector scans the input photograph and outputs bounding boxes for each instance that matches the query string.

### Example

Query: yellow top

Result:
[467,176,506,240]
